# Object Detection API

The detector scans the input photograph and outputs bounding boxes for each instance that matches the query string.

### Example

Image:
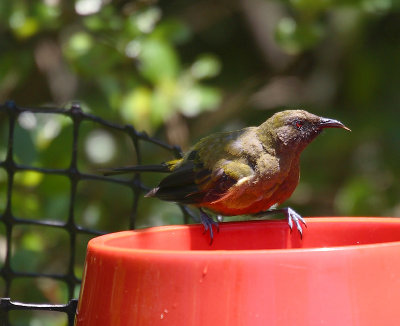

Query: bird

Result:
[103,110,350,243]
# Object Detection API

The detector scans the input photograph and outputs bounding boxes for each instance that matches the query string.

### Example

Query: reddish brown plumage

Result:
[104,110,350,242]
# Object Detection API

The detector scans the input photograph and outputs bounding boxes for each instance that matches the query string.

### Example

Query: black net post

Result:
[0,101,185,325]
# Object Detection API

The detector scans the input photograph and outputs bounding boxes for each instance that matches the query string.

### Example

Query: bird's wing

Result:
[151,149,254,205]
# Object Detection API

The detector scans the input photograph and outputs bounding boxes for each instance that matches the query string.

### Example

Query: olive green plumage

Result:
[103,110,350,242]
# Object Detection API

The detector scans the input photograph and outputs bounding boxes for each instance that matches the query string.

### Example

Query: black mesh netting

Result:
[0,101,185,326]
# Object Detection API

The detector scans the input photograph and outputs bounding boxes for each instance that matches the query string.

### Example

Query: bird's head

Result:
[263,109,350,151]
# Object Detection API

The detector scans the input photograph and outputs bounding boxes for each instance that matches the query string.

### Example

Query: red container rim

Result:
[87,217,400,255]
[77,217,400,326]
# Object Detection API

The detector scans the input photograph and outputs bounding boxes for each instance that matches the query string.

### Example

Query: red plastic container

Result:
[75,217,400,326]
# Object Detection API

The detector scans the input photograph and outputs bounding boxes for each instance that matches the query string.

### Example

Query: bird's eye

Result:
[295,120,303,129]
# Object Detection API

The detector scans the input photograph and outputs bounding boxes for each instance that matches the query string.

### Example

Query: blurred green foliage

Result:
[1,0,400,324]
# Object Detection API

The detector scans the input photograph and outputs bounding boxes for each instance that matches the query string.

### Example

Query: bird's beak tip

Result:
[319,118,351,132]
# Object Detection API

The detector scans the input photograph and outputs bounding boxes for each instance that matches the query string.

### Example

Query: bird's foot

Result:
[256,207,307,238]
[199,209,219,245]
[283,207,307,238]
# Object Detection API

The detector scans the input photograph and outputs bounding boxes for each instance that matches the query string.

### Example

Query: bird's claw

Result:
[200,210,219,245]
[284,207,306,238]
[254,207,307,238]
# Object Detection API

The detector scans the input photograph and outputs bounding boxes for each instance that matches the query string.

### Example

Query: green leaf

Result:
[275,17,324,54]
[65,32,94,58]
[138,38,180,83]
[136,7,162,34]
[14,125,37,165]
[153,19,191,44]
[12,16,39,39]
[179,85,221,117]
[121,87,153,132]
[289,0,333,15]
[191,54,221,80]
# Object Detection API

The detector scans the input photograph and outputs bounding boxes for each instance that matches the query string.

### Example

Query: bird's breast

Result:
[199,174,280,215]
[198,157,300,216]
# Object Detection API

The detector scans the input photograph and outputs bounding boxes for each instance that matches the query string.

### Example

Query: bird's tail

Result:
[100,159,182,176]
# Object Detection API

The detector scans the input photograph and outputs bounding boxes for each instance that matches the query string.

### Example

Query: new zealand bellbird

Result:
[103,110,350,243]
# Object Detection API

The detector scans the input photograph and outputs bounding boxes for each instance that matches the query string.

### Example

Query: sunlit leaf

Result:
[22,233,45,252]
[151,81,177,125]
[138,38,180,82]
[11,16,39,39]
[65,32,94,58]
[179,85,221,117]
[191,54,221,79]
[121,87,153,132]
[14,171,43,188]
[136,7,162,33]
[75,0,104,16]
[85,129,116,164]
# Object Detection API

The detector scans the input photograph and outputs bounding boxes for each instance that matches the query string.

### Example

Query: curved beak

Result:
[319,118,351,131]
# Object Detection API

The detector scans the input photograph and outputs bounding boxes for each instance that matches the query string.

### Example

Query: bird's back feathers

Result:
[107,110,350,217]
